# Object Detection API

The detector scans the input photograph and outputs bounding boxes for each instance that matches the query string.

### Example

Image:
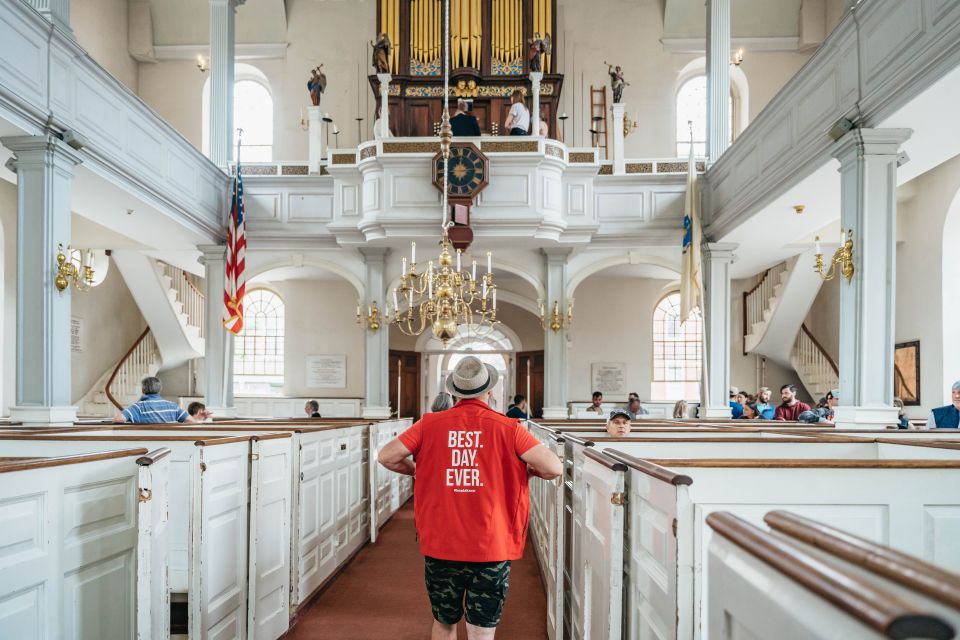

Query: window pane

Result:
[234,80,273,161]
[234,289,285,394]
[652,293,703,398]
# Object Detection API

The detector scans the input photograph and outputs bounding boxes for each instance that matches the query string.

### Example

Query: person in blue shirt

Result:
[505,394,528,419]
[929,380,960,428]
[729,387,743,419]
[755,386,776,420]
[114,376,191,424]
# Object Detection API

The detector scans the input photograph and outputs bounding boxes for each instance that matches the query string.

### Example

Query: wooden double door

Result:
[516,350,544,419]
[389,351,421,420]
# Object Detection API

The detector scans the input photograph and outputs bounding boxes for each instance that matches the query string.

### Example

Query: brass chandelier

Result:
[385,0,498,346]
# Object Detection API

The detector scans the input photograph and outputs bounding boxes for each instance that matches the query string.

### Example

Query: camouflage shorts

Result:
[423,556,512,628]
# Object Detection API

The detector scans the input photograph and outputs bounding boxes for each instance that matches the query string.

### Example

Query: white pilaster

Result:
[542,248,572,419]
[832,128,911,429]
[611,102,626,175]
[307,106,323,173]
[3,134,82,425]
[360,248,391,419]
[209,0,243,168]
[701,242,737,418]
[25,0,72,34]
[530,72,543,137]
[198,244,236,418]
[706,0,731,163]
[377,74,392,143]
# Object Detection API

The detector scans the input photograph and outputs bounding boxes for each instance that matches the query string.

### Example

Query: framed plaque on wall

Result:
[306,355,347,389]
[591,362,626,395]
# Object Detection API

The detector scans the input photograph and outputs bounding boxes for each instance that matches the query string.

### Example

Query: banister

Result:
[799,323,839,376]
[105,327,152,412]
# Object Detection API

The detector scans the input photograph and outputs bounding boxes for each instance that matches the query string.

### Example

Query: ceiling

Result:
[145,0,288,46]
[663,0,804,40]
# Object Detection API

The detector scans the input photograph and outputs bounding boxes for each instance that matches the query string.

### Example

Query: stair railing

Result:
[160,262,206,339]
[741,261,788,355]
[105,328,159,411]
[793,324,839,398]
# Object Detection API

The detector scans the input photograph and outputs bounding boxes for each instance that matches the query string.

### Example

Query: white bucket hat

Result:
[445,355,499,400]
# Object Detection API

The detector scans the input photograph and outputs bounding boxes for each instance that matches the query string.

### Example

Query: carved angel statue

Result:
[307,64,327,107]
[371,33,392,74]
[527,32,552,73]
[605,62,629,103]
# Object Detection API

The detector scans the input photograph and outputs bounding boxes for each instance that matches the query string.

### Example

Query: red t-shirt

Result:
[774,401,811,421]
[398,398,541,562]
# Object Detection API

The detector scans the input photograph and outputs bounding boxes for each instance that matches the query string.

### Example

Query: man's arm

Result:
[521,444,562,480]
[113,413,128,424]
[378,438,416,476]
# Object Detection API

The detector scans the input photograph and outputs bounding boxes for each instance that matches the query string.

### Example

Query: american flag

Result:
[223,164,246,334]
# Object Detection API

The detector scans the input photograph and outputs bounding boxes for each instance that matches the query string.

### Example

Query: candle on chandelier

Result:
[486,251,492,274]
[482,280,487,299]
[456,249,462,272]
[356,301,361,316]
[815,236,821,255]
[408,289,413,307]
[841,230,847,245]
[402,257,407,274]
[393,287,399,311]
[428,261,434,299]
[493,287,497,309]
[472,259,477,281]
[411,242,416,264]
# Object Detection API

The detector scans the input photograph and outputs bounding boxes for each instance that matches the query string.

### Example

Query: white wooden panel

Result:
[0,4,48,110]
[287,193,334,222]
[137,454,171,640]
[921,505,960,573]
[245,193,281,221]
[596,191,645,220]
[196,442,249,640]
[479,174,530,206]
[392,175,440,207]
[578,457,624,640]
[651,190,685,221]
[295,431,337,605]
[363,177,381,211]
[341,184,359,216]
[567,184,586,216]
[542,175,562,212]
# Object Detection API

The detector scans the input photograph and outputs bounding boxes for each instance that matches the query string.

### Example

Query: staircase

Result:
[791,324,839,400]
[77,253,205,416]
[80,329,162,415]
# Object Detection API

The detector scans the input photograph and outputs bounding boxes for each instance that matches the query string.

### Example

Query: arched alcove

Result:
[201,63,274,161]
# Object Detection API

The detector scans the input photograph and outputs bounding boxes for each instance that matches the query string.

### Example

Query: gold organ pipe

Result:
[545,0,552,72]
[496,0,502,64]
[514,0,520,62]
[393,0,400,73]
[459,0,468,68]
[507,0,513,62]
[435,0,440,63]
[411,0,417,62]
[420,0,426,64]
[451,0,459,68]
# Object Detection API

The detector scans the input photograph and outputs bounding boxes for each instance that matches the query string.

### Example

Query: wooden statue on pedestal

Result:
[307,65,327,106]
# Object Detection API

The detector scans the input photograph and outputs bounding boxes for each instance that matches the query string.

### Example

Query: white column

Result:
[3,135,82,424]
[611,102,626,175]
[706,0,731,163]
[542,248,572,419]
[360,248,391,418]
[198,244,236,418]
[832,128,911,429]
[377,74,392,141]
[530,72,543,137]
[208,0,244,168]
[307,106,323,173]
[701,242,737,418]
[25,0,71,34]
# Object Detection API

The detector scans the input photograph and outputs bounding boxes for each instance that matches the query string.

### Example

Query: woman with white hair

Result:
[929,380,960,428]
[430,392,454,413]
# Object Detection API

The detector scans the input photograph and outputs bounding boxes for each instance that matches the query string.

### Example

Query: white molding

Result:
[152,42,289,61]
[661,36,801,53]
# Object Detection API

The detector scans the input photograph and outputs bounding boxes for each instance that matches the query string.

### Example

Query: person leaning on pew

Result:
[929,380,960,428]
[606,408,632,436]
[113,376,201,424]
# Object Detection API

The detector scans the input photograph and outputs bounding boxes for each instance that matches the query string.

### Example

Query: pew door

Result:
[192,441,250,640]
[577,455,626,640]
[247,437,293,640]
[544,436,566,640]
[294,430,338,606]
[137,453,171,640]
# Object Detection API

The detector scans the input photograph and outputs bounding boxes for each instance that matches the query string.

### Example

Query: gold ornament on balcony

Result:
[814,229,855,282]
[538,299,573,332]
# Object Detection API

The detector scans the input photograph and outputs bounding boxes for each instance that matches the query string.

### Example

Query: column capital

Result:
[197,244,228,264]
[359,247,390,263]
[529,71,543,85]
[2,134,83,168]
[376,73,393,86]
[209,0,246,8]
[542,247,573,263]
[702,242,738,262]
[831,128,912,162]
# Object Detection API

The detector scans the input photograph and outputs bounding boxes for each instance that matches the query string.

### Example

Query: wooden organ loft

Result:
[371,0,563,137]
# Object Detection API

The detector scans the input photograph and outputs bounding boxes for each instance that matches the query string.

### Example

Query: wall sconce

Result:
[196,55,208,73]
[357,300,381,331]
[731,48,744,66]
[538,298,574,332]
[814,230,855,282]
[623,112,639,137]
[55,244,107,293]
[793,205,805,215]
[299,108,309,131]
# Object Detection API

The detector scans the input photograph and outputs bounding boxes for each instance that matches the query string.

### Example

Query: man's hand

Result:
[521,445,563,480]
[378,438,416,476]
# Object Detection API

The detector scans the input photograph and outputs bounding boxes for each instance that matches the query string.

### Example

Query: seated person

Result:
[729,386,744,419]
[115,376,189,424]
[738,402,759,419]
[450,99,481,136]
[304,400,322,418]
[818,389,839,423]
[893,397,910,429]
[605,408,632,436]
[929,380,960,428]
[755,386,776,420]
[505,394,528,419]
[672,399,688,419]
[797,410,822,424]
[774,384,811,421]
[187,401,213,423]
[585,391,604,414]
[430,392,454,413]
[625,396,648,419]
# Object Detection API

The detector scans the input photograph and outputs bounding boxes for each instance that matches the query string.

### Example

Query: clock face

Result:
[433,143,488,200]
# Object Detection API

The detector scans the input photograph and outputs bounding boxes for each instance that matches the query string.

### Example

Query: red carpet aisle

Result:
[287,502,549,639]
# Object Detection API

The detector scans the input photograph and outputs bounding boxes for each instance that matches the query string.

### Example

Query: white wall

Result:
[71,0,140,92]
[0,181,15,416]
[70,259,148,403]
[803,274,839,365]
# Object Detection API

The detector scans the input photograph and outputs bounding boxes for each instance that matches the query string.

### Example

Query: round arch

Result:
[566,254,681,300]
[414,321,523,353]
[201,63,274,159]
[245,258,365,299]
[676,57,750,141]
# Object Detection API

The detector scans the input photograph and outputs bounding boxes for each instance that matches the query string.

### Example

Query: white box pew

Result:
[528,424,566,640]
[0,447,171,640]
[764,510,960,632]
[367,419,414,543]
[706,511,955,640]
[0,434,281,640]
[595,449,960,640]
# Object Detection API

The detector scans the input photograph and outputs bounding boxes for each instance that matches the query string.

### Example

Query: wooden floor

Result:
[286,502,549,639]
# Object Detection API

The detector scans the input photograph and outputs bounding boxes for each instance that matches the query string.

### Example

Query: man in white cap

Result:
[929,380,960,428]
[378,355,562,639]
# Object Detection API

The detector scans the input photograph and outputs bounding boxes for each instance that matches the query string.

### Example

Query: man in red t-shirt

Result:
[774,383,811,421]
[378,356,562,639]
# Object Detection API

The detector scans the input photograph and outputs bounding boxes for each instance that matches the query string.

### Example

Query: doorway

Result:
[516,351,544,419]
[389,350,421,419]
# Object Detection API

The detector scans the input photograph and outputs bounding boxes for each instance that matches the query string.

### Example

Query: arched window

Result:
[201,64,274,162]
[652,292,702,401]
[234,289,284,395]
[676,75,734,158]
